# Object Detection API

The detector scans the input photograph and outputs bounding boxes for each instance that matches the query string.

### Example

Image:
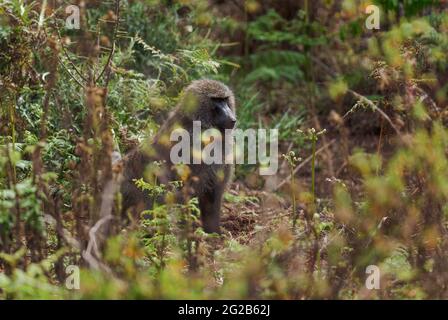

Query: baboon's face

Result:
[209,96,236,130]
[182,80,237,131]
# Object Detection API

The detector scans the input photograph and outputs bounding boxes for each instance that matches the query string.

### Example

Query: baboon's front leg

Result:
[198,188,223,233]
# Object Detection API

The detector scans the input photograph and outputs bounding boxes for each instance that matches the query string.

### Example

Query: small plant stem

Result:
[291,166,297,228]
[376,116,384,175]
[311,137,316,205]
[159,233,166,271]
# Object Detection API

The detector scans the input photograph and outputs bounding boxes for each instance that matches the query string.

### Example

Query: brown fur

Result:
[120,79,236,233]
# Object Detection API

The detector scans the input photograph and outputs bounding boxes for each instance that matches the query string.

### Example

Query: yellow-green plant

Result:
[282,151,301,228]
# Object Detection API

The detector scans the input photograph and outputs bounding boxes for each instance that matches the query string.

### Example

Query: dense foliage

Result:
[1,0,448,299]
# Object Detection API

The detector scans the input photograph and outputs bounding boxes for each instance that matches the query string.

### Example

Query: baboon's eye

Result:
[211,97,228,103]
[211,97,228,111]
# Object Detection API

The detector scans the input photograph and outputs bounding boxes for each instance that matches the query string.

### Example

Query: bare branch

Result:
[95,0,121,84]
[57,55,86,89]
[346,89,402,137]
[54,22,88,85]
[82,214,113,272]
[311,56,403,138]
[274,139,336,192]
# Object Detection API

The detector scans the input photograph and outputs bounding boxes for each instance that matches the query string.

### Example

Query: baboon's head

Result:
[179,79,236,131]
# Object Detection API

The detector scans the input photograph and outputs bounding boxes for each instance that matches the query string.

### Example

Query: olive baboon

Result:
[120,79,236,233]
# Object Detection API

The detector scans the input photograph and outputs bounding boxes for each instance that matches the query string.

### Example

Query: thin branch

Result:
[42,18,86,88]
[311,56,403,138]
[80,169,122,271]
[81,214,113,272]
[95,0,121,84]
[57,55,86,89]
[346,89,402,137]
[54,23,88,85]
[274,139,336,192]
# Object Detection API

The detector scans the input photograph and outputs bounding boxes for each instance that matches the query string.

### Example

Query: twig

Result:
[274,139,336,191]
[82,214,113,272]
[57,56,86,89]
[95,0,121,84]
[44,19,86,89]
[346,89,402,138]
[311,56,403,138]
[54,22,88,85]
